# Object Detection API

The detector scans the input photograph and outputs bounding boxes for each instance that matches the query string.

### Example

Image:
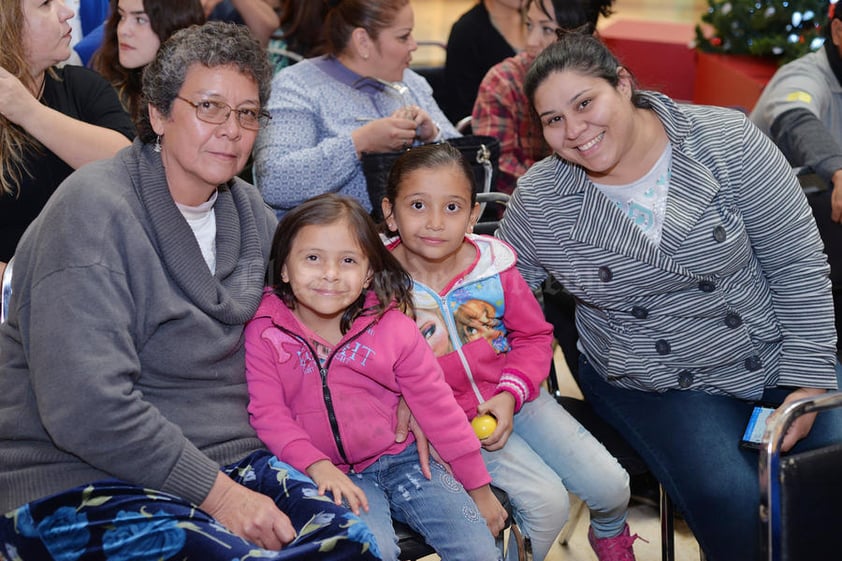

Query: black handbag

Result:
[361,135,501,221]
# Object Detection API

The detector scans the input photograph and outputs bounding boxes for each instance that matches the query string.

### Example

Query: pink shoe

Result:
[587,523,641,561]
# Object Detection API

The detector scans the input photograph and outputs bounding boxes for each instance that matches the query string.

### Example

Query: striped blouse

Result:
[497,91,837,399]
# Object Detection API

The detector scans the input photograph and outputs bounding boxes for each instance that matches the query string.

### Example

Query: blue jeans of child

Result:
[0,451,380,561]
[350,442,499,561]
[578,353,842,561]
[481,389,631,561]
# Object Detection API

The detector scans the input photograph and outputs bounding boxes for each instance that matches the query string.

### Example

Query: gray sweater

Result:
[0,141,277,512]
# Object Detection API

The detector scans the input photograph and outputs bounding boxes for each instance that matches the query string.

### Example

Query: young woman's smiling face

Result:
[532,68,636,181]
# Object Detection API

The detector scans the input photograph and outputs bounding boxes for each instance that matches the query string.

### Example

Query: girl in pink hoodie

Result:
[245,193,506,561]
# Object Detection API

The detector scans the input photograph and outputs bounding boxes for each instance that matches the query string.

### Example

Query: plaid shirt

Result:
[472,52,549,195]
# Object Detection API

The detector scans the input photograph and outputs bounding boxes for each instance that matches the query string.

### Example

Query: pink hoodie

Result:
[387,234,554,419]
[245,290,491,490]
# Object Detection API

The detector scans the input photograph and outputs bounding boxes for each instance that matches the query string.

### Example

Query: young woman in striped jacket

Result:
[497,31,842,561]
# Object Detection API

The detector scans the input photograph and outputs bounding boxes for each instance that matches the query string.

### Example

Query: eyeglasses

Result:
[175,96,271,131]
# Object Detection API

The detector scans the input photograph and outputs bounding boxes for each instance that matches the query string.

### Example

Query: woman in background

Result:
[0,0,134,278]
[268,0,328,71]
[92,0,205,125]
[443,0,525,123]
[253,0,458,217]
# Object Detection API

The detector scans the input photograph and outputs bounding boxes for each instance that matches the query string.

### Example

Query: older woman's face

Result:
[533,68,635,181]
[368,3,417,83]
[150,63,261,205]
[22,0,75,72]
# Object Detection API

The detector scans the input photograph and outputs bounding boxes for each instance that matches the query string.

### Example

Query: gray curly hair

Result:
[138,21,272,143]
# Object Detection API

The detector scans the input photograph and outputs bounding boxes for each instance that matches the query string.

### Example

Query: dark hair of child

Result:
[381,142,477,236]
[269,193,414,333]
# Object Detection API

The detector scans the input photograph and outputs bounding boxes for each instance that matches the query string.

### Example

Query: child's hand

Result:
[468,484,507,537]
[306,460,369,515]
[476,392,516,451]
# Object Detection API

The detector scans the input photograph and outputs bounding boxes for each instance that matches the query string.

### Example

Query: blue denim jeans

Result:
[350,443,499,561]
[481,389,631,561]
[578,354,842,561]
[0,451,381,561]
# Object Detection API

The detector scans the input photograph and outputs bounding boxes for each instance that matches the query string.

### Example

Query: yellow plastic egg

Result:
[471,414,497,439]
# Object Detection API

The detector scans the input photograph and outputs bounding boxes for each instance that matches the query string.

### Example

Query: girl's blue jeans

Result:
[481,389,631,561]
[351,442,499,561]
[578,353,842,561]
[0,451,381,561]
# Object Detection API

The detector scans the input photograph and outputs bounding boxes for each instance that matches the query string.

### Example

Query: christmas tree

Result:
[694,0,831,63]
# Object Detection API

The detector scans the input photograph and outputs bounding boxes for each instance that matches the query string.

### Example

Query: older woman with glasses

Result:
[0,22,379,561]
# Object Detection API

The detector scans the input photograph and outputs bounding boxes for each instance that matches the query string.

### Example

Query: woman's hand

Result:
[200,472,296,550]
[395,397,432,478]
[401,105,439,143]
[0,66,39,126]
[467,484,508,537]
[395,397,451,477]
[306,460,369,515]
[0,65,130,169]
[476,392,516,451]
[775,387,828,452]
[351,114,418,156]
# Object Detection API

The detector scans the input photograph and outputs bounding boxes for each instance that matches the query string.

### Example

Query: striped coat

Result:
[497,91,837,399]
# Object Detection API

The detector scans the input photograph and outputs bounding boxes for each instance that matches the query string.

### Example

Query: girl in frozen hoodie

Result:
[381,143,638,561]
[245,193,506,561]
